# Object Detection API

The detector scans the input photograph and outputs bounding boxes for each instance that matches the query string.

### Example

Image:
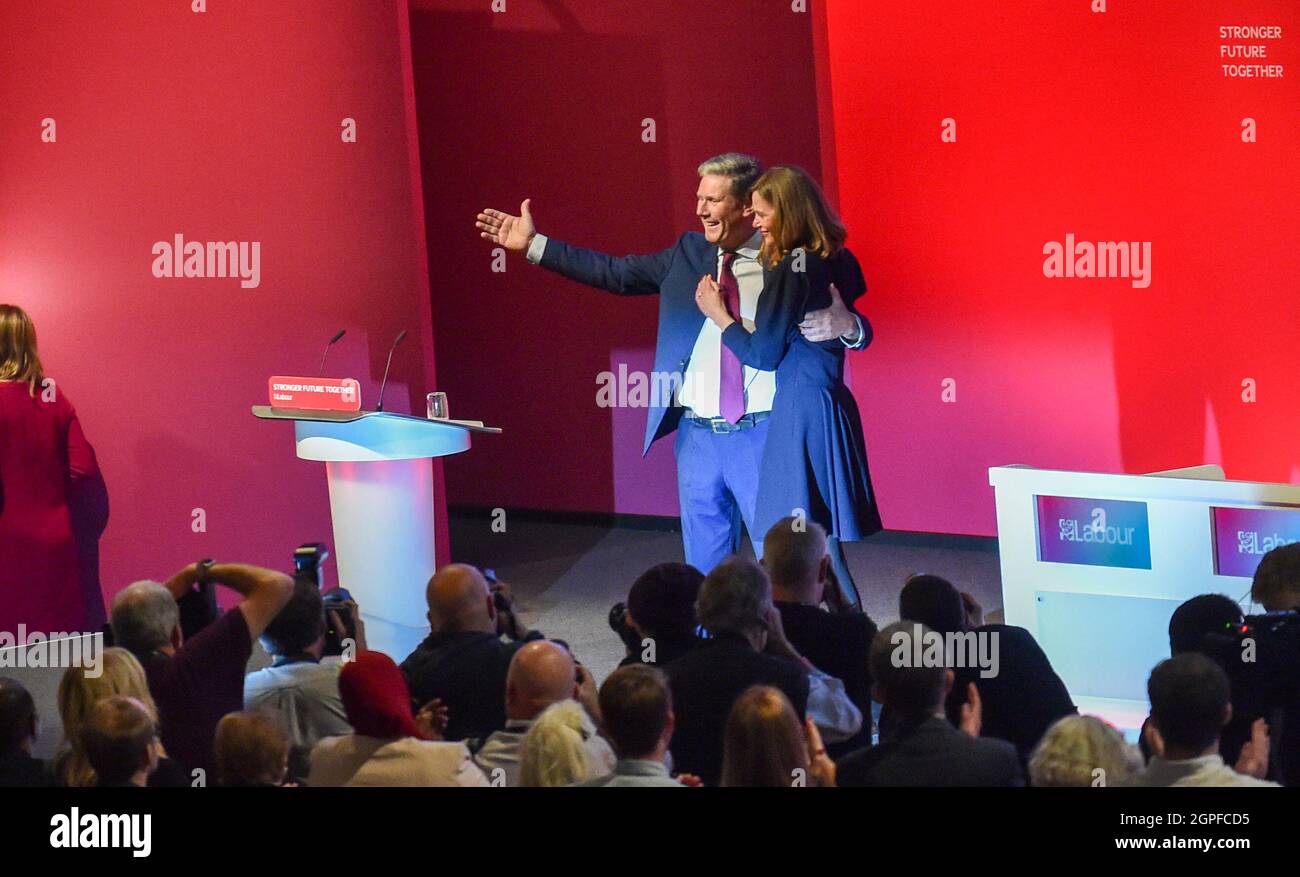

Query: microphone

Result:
[375,330,408,412]
[317,329,346,376]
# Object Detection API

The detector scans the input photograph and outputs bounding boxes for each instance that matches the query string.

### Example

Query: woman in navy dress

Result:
[694,166,881,606]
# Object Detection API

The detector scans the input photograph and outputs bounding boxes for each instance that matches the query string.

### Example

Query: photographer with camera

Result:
[244,545,365,782]
[1248,543,1300,785]
[400,563,543,742]
[609,562,705,668]
[109,560,293,776]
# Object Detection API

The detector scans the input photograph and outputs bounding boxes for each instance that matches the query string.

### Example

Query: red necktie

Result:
[718,251,745,424]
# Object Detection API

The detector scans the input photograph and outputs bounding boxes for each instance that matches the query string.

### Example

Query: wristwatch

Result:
[195,558,216,586]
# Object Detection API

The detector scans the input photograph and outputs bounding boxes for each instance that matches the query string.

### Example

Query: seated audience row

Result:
[3,537,1297,788]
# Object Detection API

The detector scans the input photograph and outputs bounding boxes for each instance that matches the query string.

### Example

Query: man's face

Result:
[696,174,751,247]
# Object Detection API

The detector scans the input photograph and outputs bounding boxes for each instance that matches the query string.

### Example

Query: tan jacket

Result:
[308,735,489,787]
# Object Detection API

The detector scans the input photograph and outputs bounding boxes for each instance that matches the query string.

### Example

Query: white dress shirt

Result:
[1120,754,1279,787]
[677,232,774,417]
[244,659,352,750]
[806,667,865,743]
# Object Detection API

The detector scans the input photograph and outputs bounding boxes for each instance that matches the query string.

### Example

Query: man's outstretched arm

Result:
[476,198,673,296]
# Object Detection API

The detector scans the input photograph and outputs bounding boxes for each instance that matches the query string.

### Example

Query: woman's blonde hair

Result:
[749,166,846,268]
[1028,714,1142,787]
[721,685,810,787]
[519,699,595,787]
[53,648,161,787]
[0,304,45,396]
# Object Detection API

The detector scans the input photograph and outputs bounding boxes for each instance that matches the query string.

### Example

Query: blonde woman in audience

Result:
[721,685,835,787]
[519,699,607,787]
[1028,714,1143,787]
[53,647,186,787]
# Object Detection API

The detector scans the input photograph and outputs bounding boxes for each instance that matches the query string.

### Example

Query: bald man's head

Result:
[425,564,495,634]
[505,641,578,722]
[762,517,829,604]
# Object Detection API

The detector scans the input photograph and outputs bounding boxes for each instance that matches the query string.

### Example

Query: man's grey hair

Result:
[697,153,764,200]
[696,557,771,637]
[110,581,179,654]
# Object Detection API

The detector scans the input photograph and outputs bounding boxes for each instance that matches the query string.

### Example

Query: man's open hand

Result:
[476,199,536,251]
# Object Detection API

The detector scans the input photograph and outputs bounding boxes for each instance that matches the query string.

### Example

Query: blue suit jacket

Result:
[537,232,870,455]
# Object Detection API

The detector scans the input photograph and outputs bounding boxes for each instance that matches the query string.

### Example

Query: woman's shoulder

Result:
[827,247,867,297]
[768,247,827,281]
[829,245,862,266]
[776,245,833,265]
[0,378,74,411]
[810,246,861,276]
[777,246,852,273]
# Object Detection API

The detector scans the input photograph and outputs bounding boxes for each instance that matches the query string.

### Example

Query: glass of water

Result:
[427,391,449,419]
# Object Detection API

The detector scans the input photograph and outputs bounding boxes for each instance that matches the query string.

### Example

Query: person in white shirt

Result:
[1123,654,1278,787]
[577,664,687,788]
[245,578,356,780]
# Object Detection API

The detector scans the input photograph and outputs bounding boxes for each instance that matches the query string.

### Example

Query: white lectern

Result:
[253,406,501,660]
[990,463,1300,732]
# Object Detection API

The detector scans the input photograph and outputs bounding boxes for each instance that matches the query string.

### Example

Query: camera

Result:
[608,601,641,653]
[1200,609,1300,743]
[293,542,355,657]
[483,567,510,614]
[1201,610,1300,672]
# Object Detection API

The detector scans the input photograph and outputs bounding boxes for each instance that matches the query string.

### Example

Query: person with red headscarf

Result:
[307,651,488,787]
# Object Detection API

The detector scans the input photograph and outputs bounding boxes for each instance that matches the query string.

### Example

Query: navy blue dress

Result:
[720,247,882,542]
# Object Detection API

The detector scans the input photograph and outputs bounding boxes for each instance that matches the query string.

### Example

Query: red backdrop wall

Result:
[408,0,826,518]
[4,0,1294,615]
[414,1,1300,539]
[823,0,1300,535]
[0,0,446,616]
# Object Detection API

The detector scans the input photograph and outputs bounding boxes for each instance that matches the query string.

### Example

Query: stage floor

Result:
[446,513,1004,685]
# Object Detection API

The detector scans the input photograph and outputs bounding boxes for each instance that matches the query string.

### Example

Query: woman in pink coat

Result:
[0,304,100,633]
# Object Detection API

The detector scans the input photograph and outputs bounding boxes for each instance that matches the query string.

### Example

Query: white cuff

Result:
[840,315,865,348]
[805,669,864,743]
[525,232,549,264]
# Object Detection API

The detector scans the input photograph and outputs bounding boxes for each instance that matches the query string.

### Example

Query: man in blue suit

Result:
[475,154,866,573]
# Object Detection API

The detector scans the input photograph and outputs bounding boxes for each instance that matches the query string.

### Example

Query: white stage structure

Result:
[989,463,1300,731]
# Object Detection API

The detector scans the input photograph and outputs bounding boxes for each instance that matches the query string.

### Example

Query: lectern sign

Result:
[1035,495,1152,569]
[1212,506,1300,578]
[268,376,361,412]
